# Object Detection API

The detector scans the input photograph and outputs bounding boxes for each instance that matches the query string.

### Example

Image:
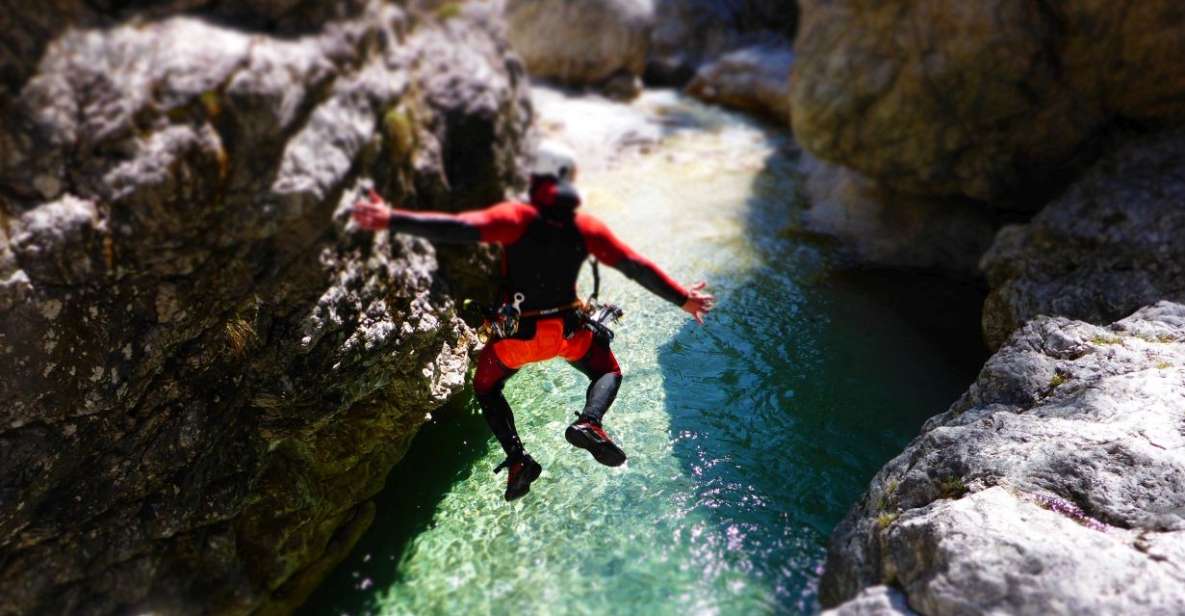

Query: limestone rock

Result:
[0,1,529,614]
[686,43,794,122]
[505,0,654,90]
[980,131,1185,349]
[791,0,1185,201]
[821,302,1185,615]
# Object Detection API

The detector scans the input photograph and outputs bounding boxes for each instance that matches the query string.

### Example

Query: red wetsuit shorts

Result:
[491,317,595,369]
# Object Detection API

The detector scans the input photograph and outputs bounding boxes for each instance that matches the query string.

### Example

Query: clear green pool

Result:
[300,89,984,615]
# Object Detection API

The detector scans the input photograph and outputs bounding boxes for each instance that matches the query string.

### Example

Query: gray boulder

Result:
[981,131,1185,349]
[686,43,794,123]
[0,1,529,614]
[505,0,654,96]
[791,0,1185,201]
[822,302,1185,615]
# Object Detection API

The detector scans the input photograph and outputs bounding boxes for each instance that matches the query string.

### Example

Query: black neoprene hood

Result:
[529,174,581,211]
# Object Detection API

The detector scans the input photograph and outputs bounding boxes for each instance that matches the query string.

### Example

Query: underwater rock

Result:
[980,131,1185,349]
[822,302,1185,614]
[0,1,529,613]
[791,0,1185,202]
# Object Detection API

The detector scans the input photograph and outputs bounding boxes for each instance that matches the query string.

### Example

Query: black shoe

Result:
[565,419,627,467]
[494,453,542,501]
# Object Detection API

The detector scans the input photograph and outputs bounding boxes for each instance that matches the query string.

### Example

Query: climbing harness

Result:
[476,260,625,344]
[476,292,525,343]
[580,259,624,343]
[583,301,624,343]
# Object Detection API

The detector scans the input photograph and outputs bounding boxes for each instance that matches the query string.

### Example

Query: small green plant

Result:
[252,392,285,410]
[225,317,256,357]
[1156,361,1173,369]
[1090,334,1123,346]
[200,90,221,118]
[1157,334,1177,343]
[877,479,900,511]
[1049,372,1066,388]
[434,1,463,20]
[384,105,417,158]
[938,476,968,499]
[876,512,899,530]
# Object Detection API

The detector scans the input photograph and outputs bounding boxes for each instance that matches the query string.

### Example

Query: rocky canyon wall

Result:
[0,1,530,613]
[792,0,1185,203]
[793,2,1185,614]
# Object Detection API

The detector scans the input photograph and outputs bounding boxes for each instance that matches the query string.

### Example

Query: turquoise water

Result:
[301,91,983,615]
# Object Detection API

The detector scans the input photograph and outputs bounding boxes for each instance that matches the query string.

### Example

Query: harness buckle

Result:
[582,299,624,343]
[483,292,525,341]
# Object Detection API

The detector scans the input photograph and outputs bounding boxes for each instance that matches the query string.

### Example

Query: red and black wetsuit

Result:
[387,187,688,458]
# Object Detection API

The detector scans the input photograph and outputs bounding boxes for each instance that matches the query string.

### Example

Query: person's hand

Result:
[681,281,715,325]
[352,189,392,230]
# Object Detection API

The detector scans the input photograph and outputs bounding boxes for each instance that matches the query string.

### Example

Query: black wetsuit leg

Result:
[474,345,524,457]
[568,338,623,424]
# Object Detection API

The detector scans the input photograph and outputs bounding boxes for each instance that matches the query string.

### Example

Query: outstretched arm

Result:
[352,190,531,244]
[580,214,715,324]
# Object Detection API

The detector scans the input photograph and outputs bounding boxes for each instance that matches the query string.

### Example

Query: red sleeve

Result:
[576,212,638,266]
[456,201,536,245]
[577,213,690,306]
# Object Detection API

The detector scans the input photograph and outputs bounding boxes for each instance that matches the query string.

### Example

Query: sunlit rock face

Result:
[980,131,1185,349]
[822,302,1185,615]
[791,0,1185,202]
[505,0,655,97]
[0,1,530,613]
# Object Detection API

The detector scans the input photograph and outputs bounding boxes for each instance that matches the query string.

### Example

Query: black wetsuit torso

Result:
[502,214,588,312]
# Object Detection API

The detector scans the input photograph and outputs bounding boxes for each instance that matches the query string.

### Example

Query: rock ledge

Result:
[822,302,1185,615]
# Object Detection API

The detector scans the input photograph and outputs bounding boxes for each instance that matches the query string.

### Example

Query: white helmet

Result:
[531,140,578,183]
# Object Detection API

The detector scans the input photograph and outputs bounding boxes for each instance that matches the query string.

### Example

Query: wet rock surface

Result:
[821,302,1185,615]
[980,131,1185,349]
[791,0,1185,202]
[0,1,529,614]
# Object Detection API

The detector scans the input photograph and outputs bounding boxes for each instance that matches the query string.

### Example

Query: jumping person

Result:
[352,155,714,501]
